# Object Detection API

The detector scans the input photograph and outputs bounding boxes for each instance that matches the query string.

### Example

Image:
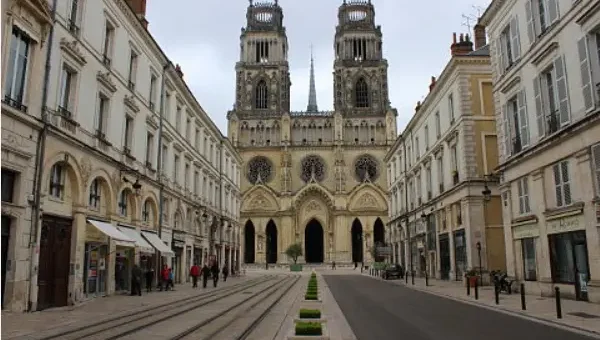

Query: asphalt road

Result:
[324,275,597,340]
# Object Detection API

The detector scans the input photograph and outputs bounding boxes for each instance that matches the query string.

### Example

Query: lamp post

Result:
[119,169,142,196]
[421,211,428,286]
[476,241,482,284]
[480,176,491,285]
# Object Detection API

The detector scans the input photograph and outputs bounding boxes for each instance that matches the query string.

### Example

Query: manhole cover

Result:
[568,312,599,319]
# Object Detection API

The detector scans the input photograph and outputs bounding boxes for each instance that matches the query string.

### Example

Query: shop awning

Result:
[142,231,175,257]
[87,220,135,247]
[117,226,155,254]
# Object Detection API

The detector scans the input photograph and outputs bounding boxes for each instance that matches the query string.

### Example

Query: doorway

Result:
[439,234,450,280]
[2,216,11,308]
[38,216,72,310]
[351,219,363,263]
[305,219,324,263]
[373,218,385,262]
[266,220,277,264]
[244,221,255,264]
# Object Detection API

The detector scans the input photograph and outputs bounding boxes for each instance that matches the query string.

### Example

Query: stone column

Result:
[70,206,87,304]
[228,247,232,273]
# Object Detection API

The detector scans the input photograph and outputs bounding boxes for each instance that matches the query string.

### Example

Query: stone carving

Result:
[335,166,346,193]
[124,95,140,113]
[357,193,378,209]
[97,71,117,93]
[248,193,272,210]
[2,131,23,148]
[305,200,321,213]
[80,157,92,185]
[60,38,86,66]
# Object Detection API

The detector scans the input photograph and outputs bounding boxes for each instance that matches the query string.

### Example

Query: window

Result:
[355,78,369,108]
[186,117,191,140]
[577,35,597,112]
[525,0,559,45]
[435,111,441,138]
[161,144,168,174]
[102,21,114,65]
[175,106,182,131]
[534,56,569,137]
[195,128,200,149]
[118,190,128,216]
[128,50,137,90]
[521,238,537,281]
[184,163,190,190]
[58,65,76,117]
[165,92,171,117]
[503,90,529,155]
[194,171,200,195]
[89,178,101,209]
[173,154,180,183]
[149,75,157,110]
[426,167,432,200]
[517,177,531,214]
[68,0,81,35]
[49,163,65,199]
[123,116,134,153]
[549,231,588,284]
[415,137,420,159]
[142,200,151,222]
[497,18,521,72]
[592,143,600,196]
[424,125,429,150]
[4,27,31,110]
[553,160,571,207]
[203,137,208,157]
[1,169,16,203]
[97,95,109,136]
[437,156,444,192]
[448,94,455,122]
[255,80,268,109]
[451,146,458,171]
[146,132,154,167]
[255,40,269,63]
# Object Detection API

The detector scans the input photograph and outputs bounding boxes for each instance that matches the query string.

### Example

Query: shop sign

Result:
[512,224,539,239]
[547,215,584,235]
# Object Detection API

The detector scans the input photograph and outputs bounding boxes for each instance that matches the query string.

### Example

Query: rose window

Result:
[354,155,379,182]
[247,156,273,184]
[300,155,326,183]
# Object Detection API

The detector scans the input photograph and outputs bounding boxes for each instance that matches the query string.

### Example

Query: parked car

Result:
[384,264,403,280]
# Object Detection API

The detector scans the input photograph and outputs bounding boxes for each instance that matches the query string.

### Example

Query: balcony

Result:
[546,111,560,135]
[452,171,459,185]
[55,106,78,134]
[149,102,155,111]
[95,130,111,152]
[3,96,27,113]
[439,183,445,193]
[102,55,111,67]
[427,191,432,200]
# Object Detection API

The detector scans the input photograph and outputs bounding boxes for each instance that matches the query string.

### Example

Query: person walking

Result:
[131,264,142,296]
[222,264,229,282]
[160,264,169,291]
[201,262,210,288]
[145,267,154,292]
[211,262,219,288]
[167,268,175,290]
[332,261,336,270]
[190,263,200,288]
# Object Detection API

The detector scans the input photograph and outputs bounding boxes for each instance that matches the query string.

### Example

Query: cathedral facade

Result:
[227,0,397,265]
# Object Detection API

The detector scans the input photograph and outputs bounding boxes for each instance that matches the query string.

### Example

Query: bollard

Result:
[425,271,429,287]
[412,271,415,285]
[555,287,562,319]
[494,283,500,305]
[405,271,408,284]
[467,279,471,296]
[520,283,526,311]
[474,279,479,300]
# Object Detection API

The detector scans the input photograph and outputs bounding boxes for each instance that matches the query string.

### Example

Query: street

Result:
[324,275,596,340]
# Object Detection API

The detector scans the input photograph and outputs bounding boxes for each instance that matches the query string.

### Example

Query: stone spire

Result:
[306,45,318,112]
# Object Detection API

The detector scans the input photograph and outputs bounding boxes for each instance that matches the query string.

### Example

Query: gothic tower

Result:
[233,0,291,118]
[333,0,390,117]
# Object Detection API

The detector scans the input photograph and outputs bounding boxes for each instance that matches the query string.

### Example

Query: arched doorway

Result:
[244,221,255,264]
[266,220,278,264]
[305,219,324,263]
[373,218,385,262]
[351,219,363,263]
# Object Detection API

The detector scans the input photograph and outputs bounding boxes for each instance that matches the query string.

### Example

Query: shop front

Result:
[172,231,186,283]
[86,220,135,297]
[193,237,203,266]
[453,229,467,278]
[117,226,155,293]
[141,230,175,286]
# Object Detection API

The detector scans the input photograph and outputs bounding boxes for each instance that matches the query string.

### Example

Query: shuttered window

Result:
[592,143,600,197]
[553,160,572,207]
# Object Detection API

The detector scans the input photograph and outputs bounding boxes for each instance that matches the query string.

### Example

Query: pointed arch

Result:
[255,79,268,109]
[355,77,369,108]
[244,220,256,264]
[266,219,278,264]
[351,218,364,263]
[294,183,335,211]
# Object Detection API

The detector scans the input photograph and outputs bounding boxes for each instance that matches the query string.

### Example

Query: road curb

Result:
[362,274,600,339]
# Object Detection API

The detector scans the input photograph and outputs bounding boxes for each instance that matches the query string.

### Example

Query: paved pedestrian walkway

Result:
[365,273,600,337]
[1,274,254,340]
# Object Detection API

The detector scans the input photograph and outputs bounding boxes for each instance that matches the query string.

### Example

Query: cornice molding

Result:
[60,38,87,66]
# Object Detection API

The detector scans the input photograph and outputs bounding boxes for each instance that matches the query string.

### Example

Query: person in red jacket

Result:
[190,263,200,288]
[160,264,170,291]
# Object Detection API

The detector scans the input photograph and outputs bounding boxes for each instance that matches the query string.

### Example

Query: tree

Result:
[285,243,302,264]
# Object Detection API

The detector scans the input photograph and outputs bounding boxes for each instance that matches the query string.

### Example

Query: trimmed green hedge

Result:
[299,308,321,319]
[305,292,318,300]
[296,322,322,336]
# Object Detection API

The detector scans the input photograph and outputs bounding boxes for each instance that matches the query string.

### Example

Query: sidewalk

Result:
[1,274,255,340]
[366,273,600,337]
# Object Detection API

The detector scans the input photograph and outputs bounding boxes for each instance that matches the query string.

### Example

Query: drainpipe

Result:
[156,61,171,275]
[403,134,413,280]
[27,0,58,312]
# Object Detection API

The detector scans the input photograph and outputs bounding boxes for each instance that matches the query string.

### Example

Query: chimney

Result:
[175,64,184,78]
[474,23,487,50]
[126,0,149,29]
[450,32,474,56]
[429,76,437,92]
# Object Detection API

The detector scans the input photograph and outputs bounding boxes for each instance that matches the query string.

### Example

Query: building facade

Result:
[228,1,397,265]
[1,0,241,312]
[385,31,506,281]
[481,0,600,302]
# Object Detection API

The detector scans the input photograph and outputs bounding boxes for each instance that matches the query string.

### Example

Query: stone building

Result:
[480,0,600,302]
[385,29,506,280]
[228,0,397,265]
[1,0,241,312]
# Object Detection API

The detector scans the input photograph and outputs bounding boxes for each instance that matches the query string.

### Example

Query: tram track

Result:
[168,275,300,340]
[32,276,276,340]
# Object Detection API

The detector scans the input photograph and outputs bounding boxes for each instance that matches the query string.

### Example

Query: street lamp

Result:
[476,241,482,283]
[421,212,428,286]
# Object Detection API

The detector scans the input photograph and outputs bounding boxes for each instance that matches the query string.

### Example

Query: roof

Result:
[467,44,490,56]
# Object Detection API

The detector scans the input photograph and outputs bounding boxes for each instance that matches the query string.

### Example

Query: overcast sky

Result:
[146,0,491,136]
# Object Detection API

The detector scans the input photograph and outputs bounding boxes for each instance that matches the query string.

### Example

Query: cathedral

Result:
[227,0,397,265]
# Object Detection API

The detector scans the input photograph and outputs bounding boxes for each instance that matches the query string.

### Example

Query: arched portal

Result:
[266,220,277,264]
[305,219,324,263]
[351,219,363,263]
[373,218,385,262]
[244,221,255,264]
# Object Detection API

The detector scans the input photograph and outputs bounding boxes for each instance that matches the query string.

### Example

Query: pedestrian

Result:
[222,264,229,282]
[167,268,175,290]
[201,262,210,288]
[145,267,154,292]
[160,264,169,291]
[354,262,357,270]
[332,261,336,270]
[190,263,200,288]
[131,264,142,296]
[211,262,219,288]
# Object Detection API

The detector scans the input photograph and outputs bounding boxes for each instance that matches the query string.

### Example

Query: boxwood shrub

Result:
[295,321,322,336]
[299,308,321,319]
[305,292,318,300]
